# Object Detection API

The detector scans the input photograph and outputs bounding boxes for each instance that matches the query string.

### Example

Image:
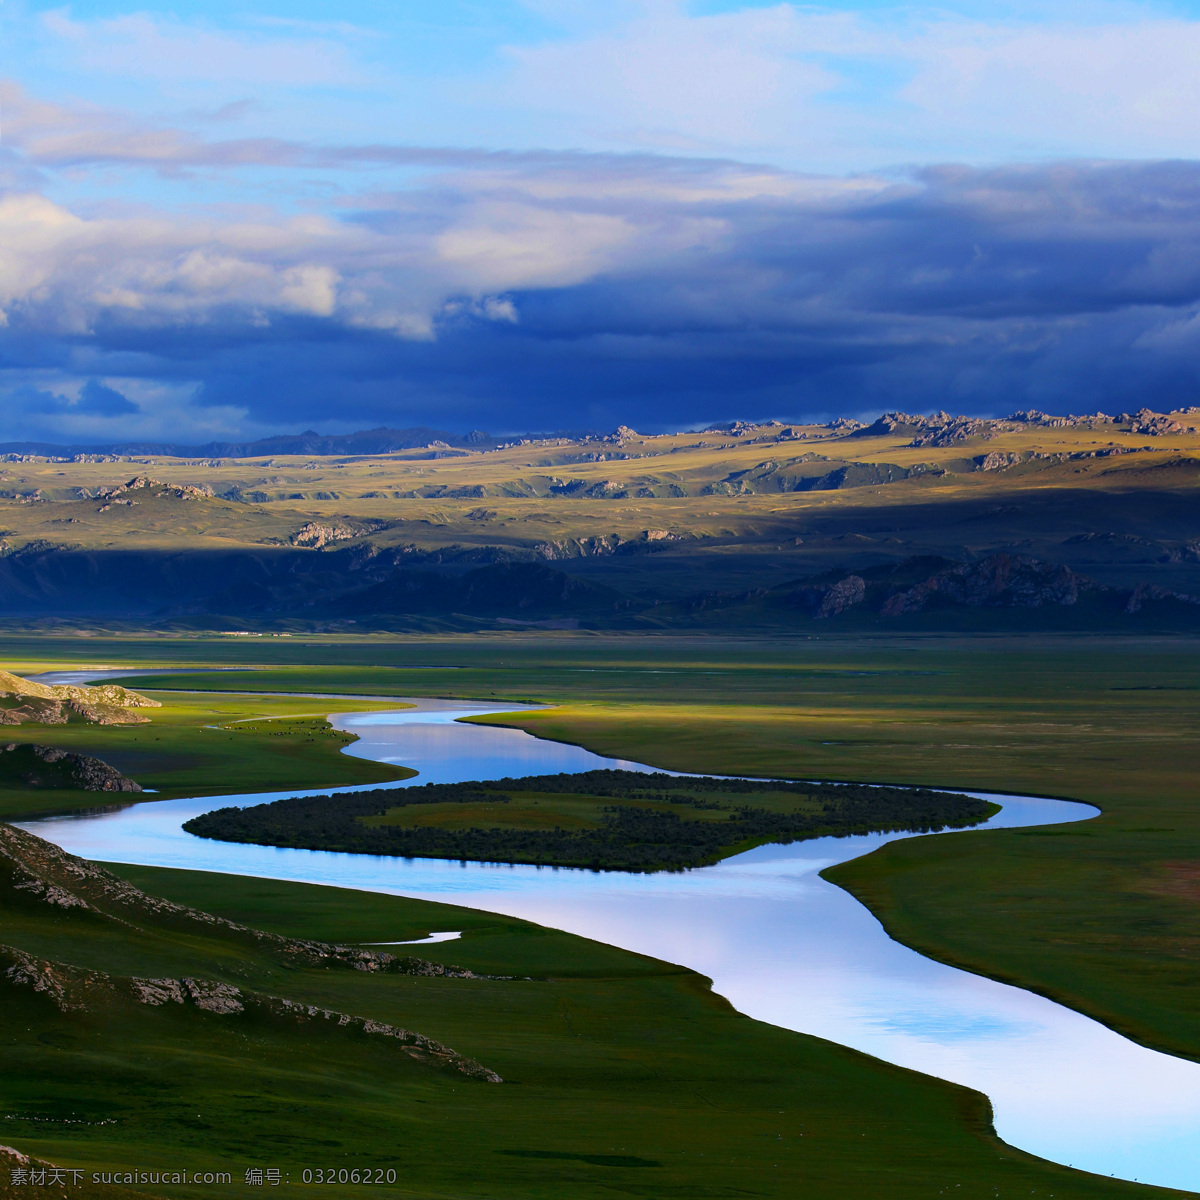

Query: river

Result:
[17,689,1200,1193]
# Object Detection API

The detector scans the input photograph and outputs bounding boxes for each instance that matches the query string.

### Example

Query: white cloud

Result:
[899,18,1200,156]
[0,192,359,333]
[500,2,844,155]
[41,9,360,87]
[490,2,1200,165]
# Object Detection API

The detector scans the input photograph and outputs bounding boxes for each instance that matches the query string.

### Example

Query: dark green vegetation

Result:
[2,409,1200,631]
[0,821,1162,1199]
[185,769,993,871]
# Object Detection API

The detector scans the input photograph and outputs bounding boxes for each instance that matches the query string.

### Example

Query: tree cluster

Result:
[184,771,993,873]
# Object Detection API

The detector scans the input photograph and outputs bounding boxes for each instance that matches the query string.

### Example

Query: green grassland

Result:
[0,834,1164,1200]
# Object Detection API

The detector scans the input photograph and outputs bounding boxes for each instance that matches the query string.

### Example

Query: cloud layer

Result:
[5,119,1200,437]
[7,0,1200,439]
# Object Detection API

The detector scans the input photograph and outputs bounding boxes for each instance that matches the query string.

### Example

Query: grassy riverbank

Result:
[0,691,411,820]
[0,843,1165,1200]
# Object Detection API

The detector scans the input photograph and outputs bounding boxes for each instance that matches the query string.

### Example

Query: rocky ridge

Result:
[78,476,215,506]
[0,823,496,979]
[1,944,501,1081]
[0,824,503,1081]
[0,743,141,792]
[787,552,1200,619]
[841,408,1200,447]
[0,670,160,727]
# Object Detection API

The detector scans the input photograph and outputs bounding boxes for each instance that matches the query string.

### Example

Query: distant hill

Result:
[2,406,1200,632]
[0,426,501,459]
[0,424,613,460]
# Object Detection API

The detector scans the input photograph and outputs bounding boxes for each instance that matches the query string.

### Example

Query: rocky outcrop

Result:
[882,554,1088,614]
[0,824,496,979]
[544,476,630,499]
[0,670,160,727]
[603,425,638,444]
[266,998,502,1081]
[814,575,866,618]
[0,743,142,791]
[2,945,501,1080]
[701,458,934,495]
[779,552,1200,624]
[291,521,359,548]
[1124,582,1200,614]
[975,451,1024,471]
[841,407,1198,448]
[536,530,677,560]
[1,946,103,1011]
[787,574,867,618]
[0,826,505,1080]
[0,699,69,726]
[131,976,244,1013]
[1114,408,1200,436]
[88,476,214,502]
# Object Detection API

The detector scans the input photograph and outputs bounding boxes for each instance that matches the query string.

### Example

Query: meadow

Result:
[0,692,410,820]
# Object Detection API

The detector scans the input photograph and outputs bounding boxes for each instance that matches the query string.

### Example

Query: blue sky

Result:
[4,0,1200,440]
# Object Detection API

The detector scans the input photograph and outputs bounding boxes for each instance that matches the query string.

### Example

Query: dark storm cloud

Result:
[6,379,138,417]
[77,379,139,415]
[5,157,1200,437]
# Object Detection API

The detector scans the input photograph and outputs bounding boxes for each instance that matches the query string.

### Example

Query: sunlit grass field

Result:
[0,691,411,820]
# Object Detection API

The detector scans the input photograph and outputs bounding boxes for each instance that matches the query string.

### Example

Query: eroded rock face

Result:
[1115,408,1200,436]
[1125,582,1200,614]
[0,699,69,726]
[976,451,1025,471]
[0,743,142,791]
[882,553,1088,614]
[1,946,102,1011]
[93,476,214,502]
[291,521,359,548]
[816,575,866,618]
[839,406,1197,449]
[0,670,160,727]
[131,975,245,1014]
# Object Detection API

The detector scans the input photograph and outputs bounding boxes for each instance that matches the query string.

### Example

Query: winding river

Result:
[17,686,1200,1193]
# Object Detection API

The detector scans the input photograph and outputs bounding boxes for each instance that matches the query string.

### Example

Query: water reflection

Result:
[19,702,1200,1193]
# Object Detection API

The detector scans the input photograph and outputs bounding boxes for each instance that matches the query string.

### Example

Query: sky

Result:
[5,0,1200,441]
